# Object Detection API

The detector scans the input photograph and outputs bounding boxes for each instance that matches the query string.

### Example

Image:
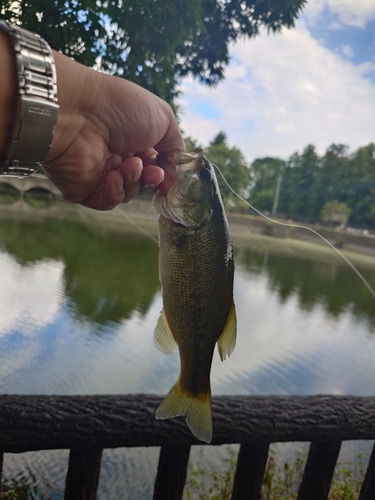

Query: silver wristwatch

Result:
[0,21,59,177]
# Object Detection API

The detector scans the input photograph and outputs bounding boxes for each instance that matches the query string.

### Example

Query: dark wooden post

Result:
[65,448,103,500]
[359,441,375,500]
[153,445,191,500]
[0,452,3,497]
[297,441,341,500]
[231,442,269,500]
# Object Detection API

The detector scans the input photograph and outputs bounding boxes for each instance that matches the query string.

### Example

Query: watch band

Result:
[0,21,59,177]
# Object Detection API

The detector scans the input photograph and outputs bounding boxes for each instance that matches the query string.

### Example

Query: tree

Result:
[205,132,250,207]
[319,201,351,227]
[280,144,320,218]
[343,144,375,226]
[0,0,306,106]
[316,144,349,207]
[248,156,285,211]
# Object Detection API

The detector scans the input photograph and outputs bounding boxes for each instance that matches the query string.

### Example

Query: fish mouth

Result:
[153,149,207,228]
[156,153,178,178]
[157,149,204,176]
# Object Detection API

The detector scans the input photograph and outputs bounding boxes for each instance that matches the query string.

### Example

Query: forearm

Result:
[0,30,15,156]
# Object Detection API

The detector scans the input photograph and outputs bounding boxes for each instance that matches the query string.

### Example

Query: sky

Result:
[177,0,375,164]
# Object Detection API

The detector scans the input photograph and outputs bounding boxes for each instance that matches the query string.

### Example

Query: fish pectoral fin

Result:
[217,300,237,361]
[153,309,177,355]
[156,382,212,444]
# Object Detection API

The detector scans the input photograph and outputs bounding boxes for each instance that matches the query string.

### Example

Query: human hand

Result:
[43,51,185,210]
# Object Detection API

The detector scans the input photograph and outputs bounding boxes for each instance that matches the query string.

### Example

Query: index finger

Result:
[153,104,186,155]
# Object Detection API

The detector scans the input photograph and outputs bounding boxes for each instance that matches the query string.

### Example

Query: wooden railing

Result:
[1,394,375,500]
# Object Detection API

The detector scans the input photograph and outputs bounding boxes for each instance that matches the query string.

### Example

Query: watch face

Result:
[0,22,58,177]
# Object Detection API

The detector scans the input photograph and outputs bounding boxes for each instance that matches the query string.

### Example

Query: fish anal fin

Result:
[154,309,177,355]
[217,300,237,361]
[156,381,212,443]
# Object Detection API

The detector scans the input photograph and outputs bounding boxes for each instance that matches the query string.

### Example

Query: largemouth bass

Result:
[152,149,236,443]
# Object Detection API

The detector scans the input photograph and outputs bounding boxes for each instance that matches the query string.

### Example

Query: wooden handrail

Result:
[1,394,375,500]
[1,394,375,452]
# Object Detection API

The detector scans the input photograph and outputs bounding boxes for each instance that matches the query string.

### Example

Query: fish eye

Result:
[199,168,211,182]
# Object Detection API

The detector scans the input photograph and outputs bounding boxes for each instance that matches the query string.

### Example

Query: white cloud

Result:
[304,0,375,27]
[179,21,375,162]
[0,255,64,337]
[210,270,375,396]
[341,44,354,58]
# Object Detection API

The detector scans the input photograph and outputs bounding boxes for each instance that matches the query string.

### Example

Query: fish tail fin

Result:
[156,381,212,443]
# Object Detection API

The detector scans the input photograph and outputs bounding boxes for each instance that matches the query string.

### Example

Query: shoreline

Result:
[1,197,375,270]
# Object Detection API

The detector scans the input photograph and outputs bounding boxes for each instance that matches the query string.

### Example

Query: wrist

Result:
[47,51,106,163]
[0,21,58,176]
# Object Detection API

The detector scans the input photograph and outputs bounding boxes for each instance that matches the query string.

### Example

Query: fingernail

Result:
[115,180,124,194]
[131,169,142,183]
[142,183,157,190]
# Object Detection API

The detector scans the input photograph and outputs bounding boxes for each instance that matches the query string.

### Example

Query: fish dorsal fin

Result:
[217,300,237,361]
[176,234,193,271]
[154,309,177,355]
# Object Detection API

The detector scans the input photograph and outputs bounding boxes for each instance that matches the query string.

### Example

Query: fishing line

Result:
[213,163,375,301]
[116,206,159,245]
[353,376,375,394]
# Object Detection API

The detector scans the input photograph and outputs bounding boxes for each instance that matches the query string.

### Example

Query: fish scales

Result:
[159,212,233,394]
[153,149,237,443]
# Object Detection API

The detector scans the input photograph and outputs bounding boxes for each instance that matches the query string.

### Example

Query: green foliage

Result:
[320,201,351,225]
[0,216,160,325]
[205,132,250,208]
[0,183,20,205]
[249,156,285,211]
[280,144,321,219]
[0,0,306,105]
[184,447,237,500]
[249,142,375,228]
[184,448,365,500]
[184,135,201,152]
[262,451,306,499]
[2,467,53,499]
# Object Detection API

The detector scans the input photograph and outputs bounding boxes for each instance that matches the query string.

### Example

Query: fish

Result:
[152,148,237,443]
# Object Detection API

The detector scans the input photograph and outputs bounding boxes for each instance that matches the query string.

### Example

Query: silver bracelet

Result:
[0,21,59,177]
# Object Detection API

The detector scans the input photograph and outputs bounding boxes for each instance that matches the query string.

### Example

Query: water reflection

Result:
[24,188,54,209]
[236,247,375,326]
[1,210,375,498]
[0,217,159,326]
[1,214,375,397]
[0,183,20,205]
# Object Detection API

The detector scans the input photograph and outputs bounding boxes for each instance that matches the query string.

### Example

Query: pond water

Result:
[1,204,375,498]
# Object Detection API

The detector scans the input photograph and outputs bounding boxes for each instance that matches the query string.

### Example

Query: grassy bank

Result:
[1,198,375,272]
[183,447,365,500]
[0,447,365,500]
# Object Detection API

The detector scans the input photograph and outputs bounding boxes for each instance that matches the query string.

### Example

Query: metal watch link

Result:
[0,21,59,177]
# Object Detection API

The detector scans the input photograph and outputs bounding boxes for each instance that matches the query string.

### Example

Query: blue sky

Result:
[178,0,375,164]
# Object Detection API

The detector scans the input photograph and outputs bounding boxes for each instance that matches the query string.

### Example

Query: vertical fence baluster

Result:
[65,448,103,500]
[231,442,269,500]
[0,452,3,497]
[153,445,191,500]
[359,441,375,500]
[297,441,341,500]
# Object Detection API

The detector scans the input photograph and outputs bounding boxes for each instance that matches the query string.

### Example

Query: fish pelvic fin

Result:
[217,300,237,361]
[156,382,213,443]
[154,309,177,355]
